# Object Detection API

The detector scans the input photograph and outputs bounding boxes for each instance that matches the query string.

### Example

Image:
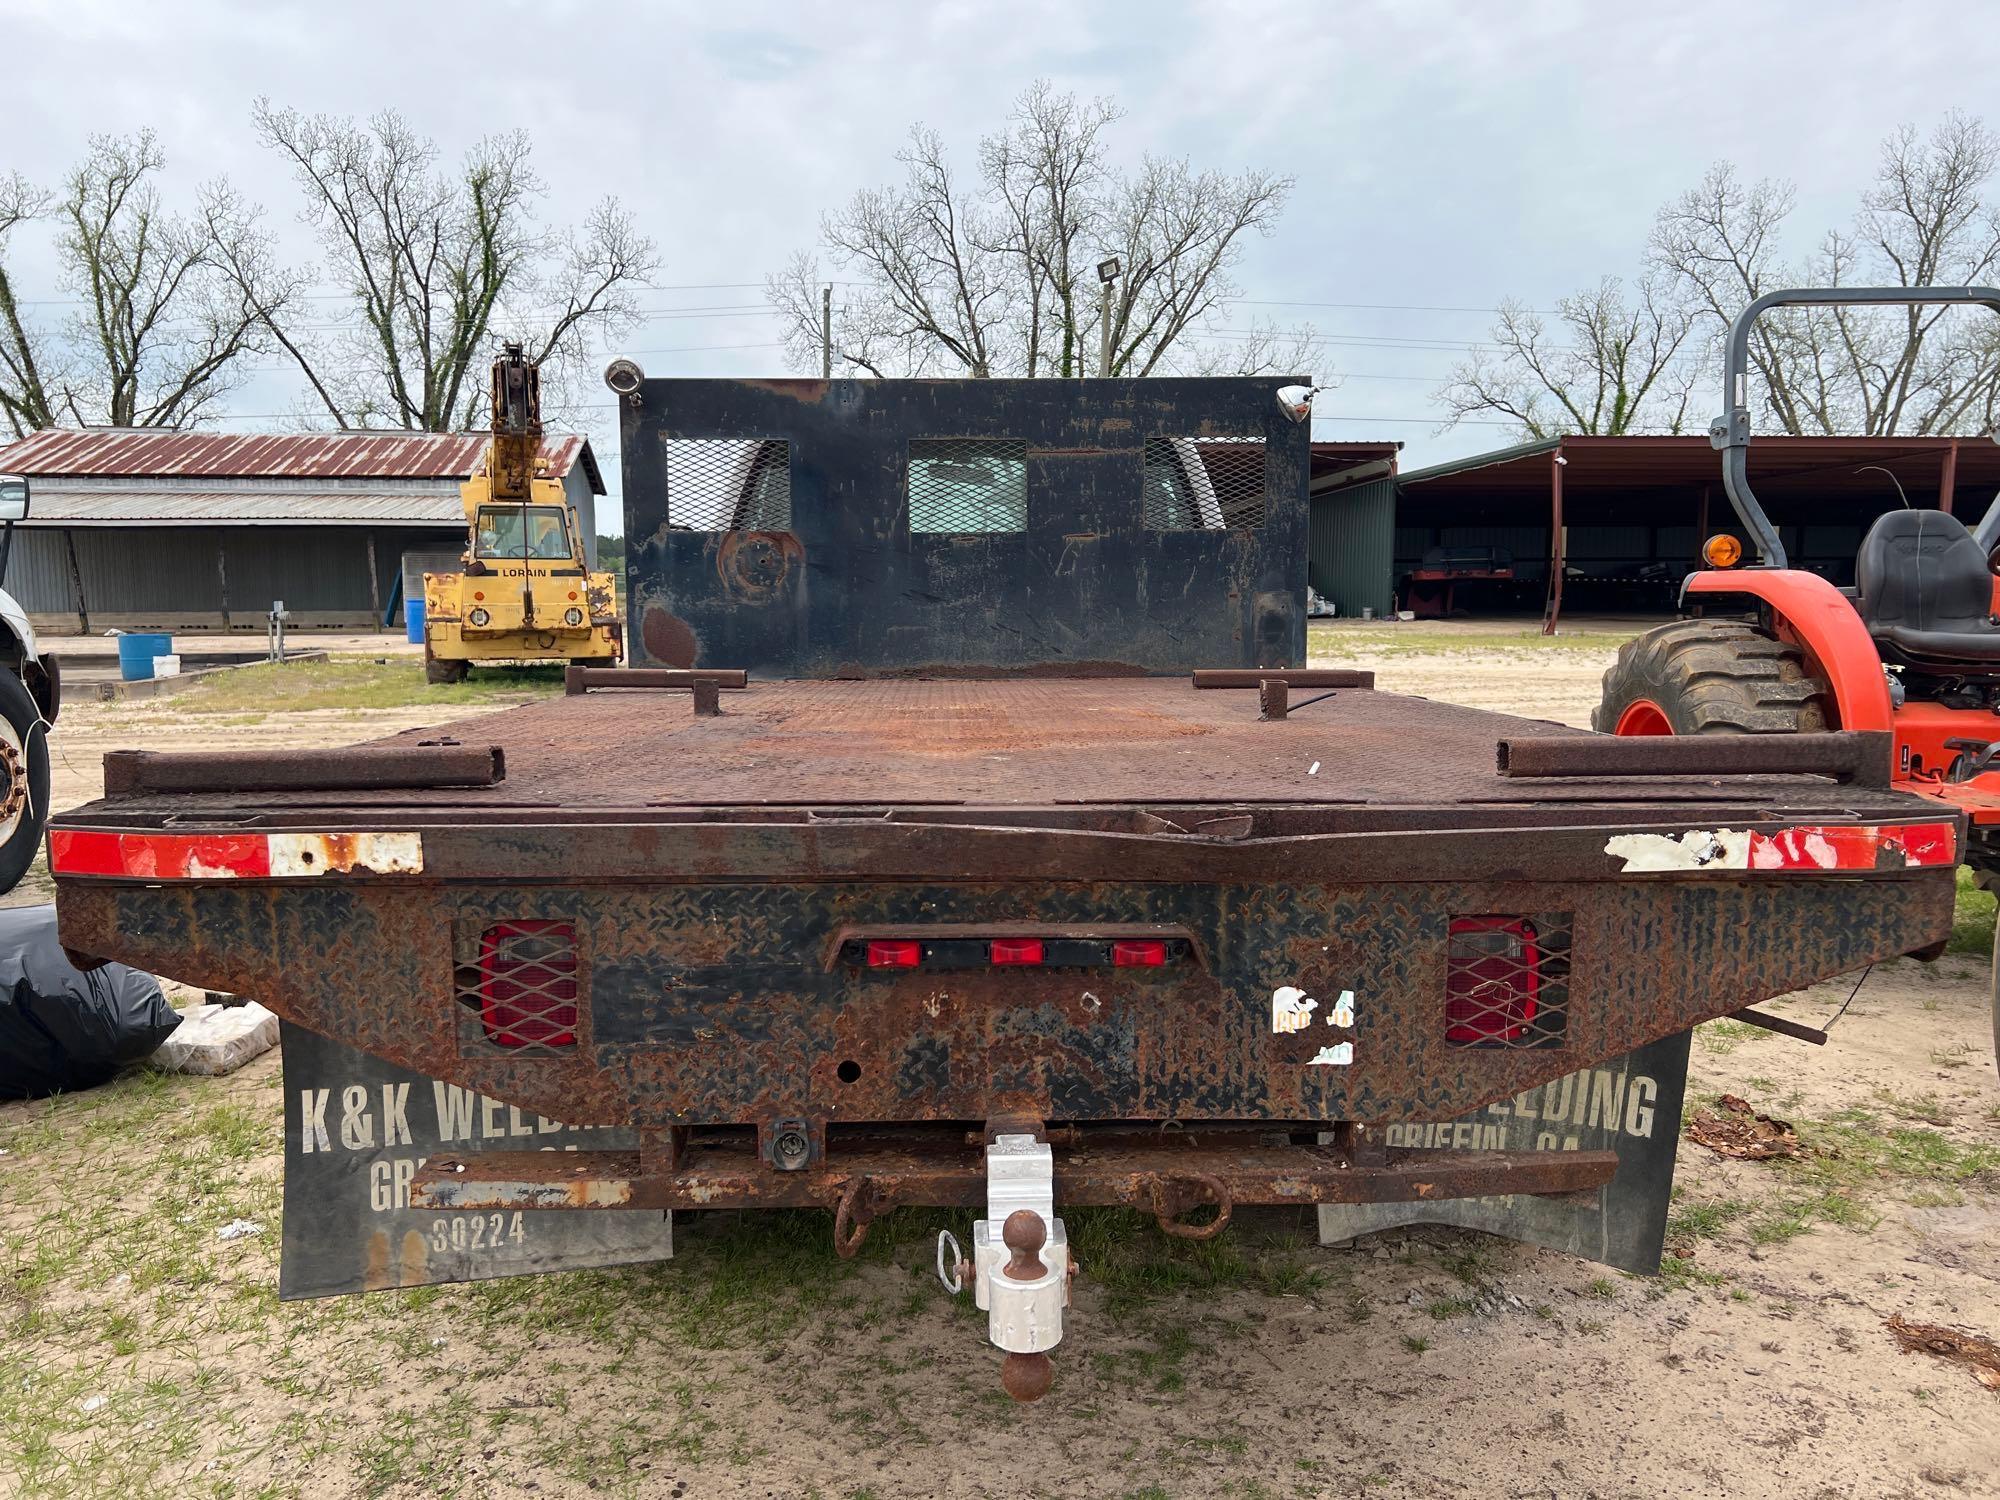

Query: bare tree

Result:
[768,82,1295,379]
[1437,277,1696,438]
[0,172,59,439]
[0,134,293,433]
[982,82,1119,376]
[252,101,657,430]
[1650,114,2000,435]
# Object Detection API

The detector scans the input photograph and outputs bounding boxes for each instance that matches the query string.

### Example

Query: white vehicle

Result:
[0,477,58,893]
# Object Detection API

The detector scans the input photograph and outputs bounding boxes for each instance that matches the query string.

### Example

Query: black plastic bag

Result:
[0,904,178,1101]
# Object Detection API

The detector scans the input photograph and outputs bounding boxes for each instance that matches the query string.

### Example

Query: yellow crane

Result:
[422,344,622,683]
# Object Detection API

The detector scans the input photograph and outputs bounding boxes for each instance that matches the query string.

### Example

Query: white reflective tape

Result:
[267,832,424,877]
[1603,829,1751,872]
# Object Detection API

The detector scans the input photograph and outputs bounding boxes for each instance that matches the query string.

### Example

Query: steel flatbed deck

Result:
[53,674,1940,828]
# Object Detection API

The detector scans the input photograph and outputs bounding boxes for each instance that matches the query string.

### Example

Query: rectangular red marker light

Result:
[865,940,921,969]
[990,938,1045,966]
[1112,940,1167,967]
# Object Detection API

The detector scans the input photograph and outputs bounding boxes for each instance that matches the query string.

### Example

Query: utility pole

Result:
[821,285,832,379]
[1095,257,1121,377]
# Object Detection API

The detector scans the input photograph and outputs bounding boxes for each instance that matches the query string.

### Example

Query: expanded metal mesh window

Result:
[908,440,1028,534]
[455,920,580,1051]
[1443,916,1570,1049]
[1142,437,1267,530]
[661,438,791,531]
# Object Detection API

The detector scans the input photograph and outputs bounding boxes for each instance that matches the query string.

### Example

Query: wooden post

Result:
[216,533,231,630]
[1939,438,1960,516]
[365,530,382,628]
[63,528,88,635]
[1541,448,1565,636]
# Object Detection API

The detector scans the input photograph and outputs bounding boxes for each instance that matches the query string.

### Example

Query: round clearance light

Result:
[468,607,491,627]
[1702,534,1744,568]
[563,607,584,626]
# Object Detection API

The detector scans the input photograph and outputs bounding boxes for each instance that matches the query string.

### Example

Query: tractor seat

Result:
[1852,507,2000,667]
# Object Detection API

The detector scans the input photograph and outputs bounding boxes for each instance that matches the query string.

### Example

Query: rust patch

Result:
[717,530,801,601]
[642,607,699,668]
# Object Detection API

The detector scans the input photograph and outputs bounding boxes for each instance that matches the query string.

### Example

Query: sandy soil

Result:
[1,637,1996,1499]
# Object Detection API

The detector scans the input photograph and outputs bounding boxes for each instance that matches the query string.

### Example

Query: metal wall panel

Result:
[1309,476,1397,619]
[2,525,461,629]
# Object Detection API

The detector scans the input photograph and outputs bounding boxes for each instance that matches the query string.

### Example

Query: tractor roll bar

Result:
[1711,285,2000,568]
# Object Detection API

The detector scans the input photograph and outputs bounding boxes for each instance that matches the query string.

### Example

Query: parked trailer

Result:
[47,376,1960,1401]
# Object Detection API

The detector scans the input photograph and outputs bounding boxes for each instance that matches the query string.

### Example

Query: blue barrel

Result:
[405,597,426,644]
[117,632,172,682]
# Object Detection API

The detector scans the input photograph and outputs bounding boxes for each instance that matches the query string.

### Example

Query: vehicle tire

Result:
[1592,619,1832,736]
[0,669,51,896]
[424,650,468,686]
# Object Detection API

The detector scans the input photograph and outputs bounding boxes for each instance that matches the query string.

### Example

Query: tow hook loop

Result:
[832,1177,874,1259]
[1149,1171,1234,1240]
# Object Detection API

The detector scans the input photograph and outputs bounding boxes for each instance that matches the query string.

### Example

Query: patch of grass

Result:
[1949,866,1994,955]
[1656,1255,1728,1292]
[1750,1189,1879,1244]
[1400,1335,1431,1354]
[1872,1088,1955,1126]
[170,656,562,714]
[1064,1208,1324,1316]
[1582,1277,1615,1300]
[1666,1197,1750,1245]
[1792,1117,2000,1190]
[1308,620,1639,659]
[1696,1018,1770,1056]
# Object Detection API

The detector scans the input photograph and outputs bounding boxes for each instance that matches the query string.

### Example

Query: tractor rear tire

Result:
[1592,619,1833,736]
[424,650,468,686]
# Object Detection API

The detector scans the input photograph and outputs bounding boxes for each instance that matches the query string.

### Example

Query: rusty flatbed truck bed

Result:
[43,375,1963,1400]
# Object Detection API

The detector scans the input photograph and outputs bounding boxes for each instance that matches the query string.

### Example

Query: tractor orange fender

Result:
[1682,569,1893,732]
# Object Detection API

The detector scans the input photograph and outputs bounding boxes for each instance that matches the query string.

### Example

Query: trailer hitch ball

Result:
[992,1210,1063,1403]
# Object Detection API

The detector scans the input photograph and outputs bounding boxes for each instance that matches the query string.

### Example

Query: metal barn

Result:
[0,428,604,634]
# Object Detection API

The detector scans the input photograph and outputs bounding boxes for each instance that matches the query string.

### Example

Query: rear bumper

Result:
[50,809,1958,1145]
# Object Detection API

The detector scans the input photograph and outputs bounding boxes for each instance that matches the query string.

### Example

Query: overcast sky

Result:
[9,0,2000,522]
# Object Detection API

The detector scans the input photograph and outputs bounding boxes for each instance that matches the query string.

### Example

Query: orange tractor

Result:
[1594,286,2000,1063]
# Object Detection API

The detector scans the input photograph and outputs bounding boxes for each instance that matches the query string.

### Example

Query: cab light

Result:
[866,939,921,969]
[1701,534,1743,568]
[990,938,1045,966]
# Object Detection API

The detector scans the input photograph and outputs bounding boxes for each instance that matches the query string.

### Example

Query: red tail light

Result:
[1111,940,1167,967]
[866,939,922,969]
[1445,917,1538,1045]
[990,938,1045,966]
[479,921,578,1048]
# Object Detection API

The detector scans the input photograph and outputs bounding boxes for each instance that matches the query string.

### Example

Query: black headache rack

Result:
[618,376,1311,677]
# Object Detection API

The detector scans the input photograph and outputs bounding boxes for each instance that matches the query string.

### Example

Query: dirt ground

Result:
[2,637,1997,1499]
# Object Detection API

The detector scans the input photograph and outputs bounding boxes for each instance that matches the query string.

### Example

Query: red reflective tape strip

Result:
[49,831,273,879]
[49,829,424,879]
[47,830,124,876]
[1748,821,1956,871]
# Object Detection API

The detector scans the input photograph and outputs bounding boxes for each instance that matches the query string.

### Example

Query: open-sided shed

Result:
[1320,433,2000,628]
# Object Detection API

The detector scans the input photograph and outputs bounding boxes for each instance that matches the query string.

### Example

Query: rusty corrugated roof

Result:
[21,489,466,527]
[0,428,602,491]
